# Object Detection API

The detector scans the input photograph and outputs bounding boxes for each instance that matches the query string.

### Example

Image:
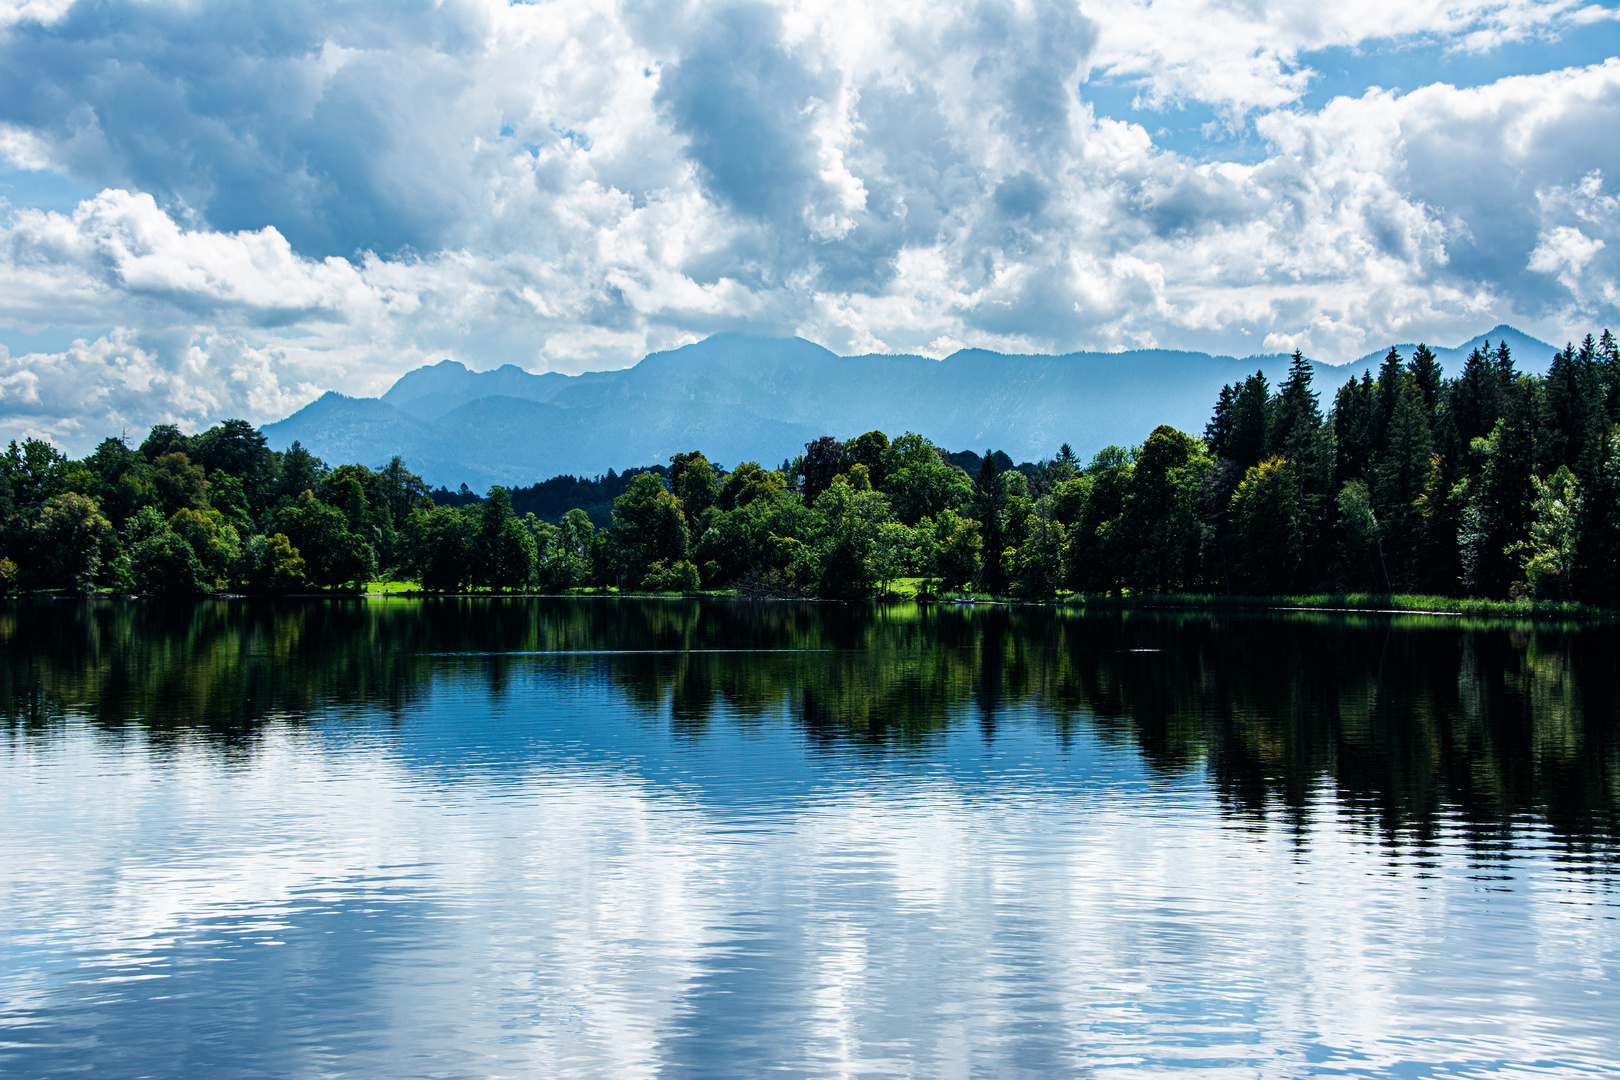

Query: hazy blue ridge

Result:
[263,327,1555,488]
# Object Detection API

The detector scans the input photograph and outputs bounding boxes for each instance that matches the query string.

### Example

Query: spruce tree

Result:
[1331,373,1376,487]
[1409,344,1443,416]
[1542,342,1582,471]
[1452,342,1502,451]
[1597,329,1620,421]
[1373,380,1433,590]
[1459,380,1536,597]
[1229,372,1270,469]
[1206,384,1237,457]
[1267,350,1332,584]
[1374,347,1404,455]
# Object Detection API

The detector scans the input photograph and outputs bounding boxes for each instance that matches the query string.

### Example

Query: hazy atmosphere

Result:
[2,0,1619,452]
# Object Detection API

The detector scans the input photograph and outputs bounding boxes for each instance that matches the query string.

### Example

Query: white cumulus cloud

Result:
[0,0,1615,451]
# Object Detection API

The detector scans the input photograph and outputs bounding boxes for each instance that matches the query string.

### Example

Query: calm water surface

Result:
[1,598,1617,1078]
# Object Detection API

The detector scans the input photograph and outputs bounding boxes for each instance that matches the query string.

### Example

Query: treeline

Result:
[0,421,432,594]
[2,329,1616,601]
[1205,332,1620,603]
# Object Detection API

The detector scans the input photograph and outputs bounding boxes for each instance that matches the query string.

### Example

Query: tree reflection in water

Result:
[3,597,1616,854]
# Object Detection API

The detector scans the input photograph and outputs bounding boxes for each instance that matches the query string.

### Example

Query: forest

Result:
[2,329,1617,604]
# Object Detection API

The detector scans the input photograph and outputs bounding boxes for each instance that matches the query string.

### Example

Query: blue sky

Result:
[0,0,1617,451]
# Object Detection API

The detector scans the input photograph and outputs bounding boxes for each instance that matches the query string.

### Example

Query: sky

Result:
[1,0,1618,452]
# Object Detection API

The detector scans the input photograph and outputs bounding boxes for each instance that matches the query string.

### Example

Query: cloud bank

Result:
[0,0,1617,451]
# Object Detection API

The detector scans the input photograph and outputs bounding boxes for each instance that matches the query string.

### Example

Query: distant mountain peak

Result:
[267,325,1566,490]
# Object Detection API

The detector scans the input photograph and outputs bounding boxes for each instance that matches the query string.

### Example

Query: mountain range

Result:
[262,325,1558,489]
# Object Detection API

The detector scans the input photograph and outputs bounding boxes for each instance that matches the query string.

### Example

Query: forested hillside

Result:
[2,331,1615,604]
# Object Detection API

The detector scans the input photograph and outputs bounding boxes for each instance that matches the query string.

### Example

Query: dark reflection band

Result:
[2,597,1617,850]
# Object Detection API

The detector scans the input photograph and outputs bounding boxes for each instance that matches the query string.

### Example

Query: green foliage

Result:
[539,508,595,590]
[1066,446,1134,594]
[151,452,208,517]
[30,492,116,592]
[970,450,1009,594]
[1116,425,1211,592]
[870,520,926,595]
[669,451,722,522]
[275,493,374,590]
[1008,511,1067,598]
[169,508,241,590]
[641,559,701,592]
[691,482,812,587]
[880,433,971,525]
[124,507,208,595]
[1373,379,1434,589]
[405,504,479,592]
[82,437,154,529]
[811,477,895,598]
[1,438,69,507]
[608,473,688,587]
[924,508,982,591]
[1508,466,1582,600]
[1230,457,1303,594]
[5,330,1620,607]
[799,436,846,505]
[241,532,308,592]
[844,430,890,489]
[475,487,538,591]
[273,442,327,508]
[206,471,254,532]
[190,419,272,512]
[1335,480,1384,592]
[717,461,786,512]
[1458,409,1536,598]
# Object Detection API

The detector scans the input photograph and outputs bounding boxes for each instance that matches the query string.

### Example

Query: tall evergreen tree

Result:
[1205,384,1237,457]
[1373,380,1434,590]
[1267,350,1332,579]
[1542,337,1606,483]
[1452,342,1503,451]
[1410,344,1443,416]
[1331,373,1376,487]
[1229,372,1270,469]
[1458,381,1537,597]
[1597,329,1620,421]
[1373,347,1404,454]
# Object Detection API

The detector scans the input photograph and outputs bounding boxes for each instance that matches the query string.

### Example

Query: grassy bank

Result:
[1053,591,1608,618]
[356,580,1609,618]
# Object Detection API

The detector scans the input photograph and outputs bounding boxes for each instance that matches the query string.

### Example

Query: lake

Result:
[2,598,1616,1078]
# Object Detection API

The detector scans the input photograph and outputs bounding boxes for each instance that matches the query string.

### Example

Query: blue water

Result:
[1,600,1617,1077]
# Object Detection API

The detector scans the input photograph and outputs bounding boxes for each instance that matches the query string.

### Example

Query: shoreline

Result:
[9,589,1613,621]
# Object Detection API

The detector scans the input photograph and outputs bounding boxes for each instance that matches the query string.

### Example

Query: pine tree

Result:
[1228,372,1270,468]
[1597,329,1620,421]
[1373,380,1433,590]
[1542,336,1607,483]
[1267,350,1332,583]
[1206,384,1237,457]
[1373,347,1404,455]
[1459,380,1536,597]
[1452,342,1502,451]
[1577,430,1620,604]
[1331,373,1376,487]
[1409,344,1443,416]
